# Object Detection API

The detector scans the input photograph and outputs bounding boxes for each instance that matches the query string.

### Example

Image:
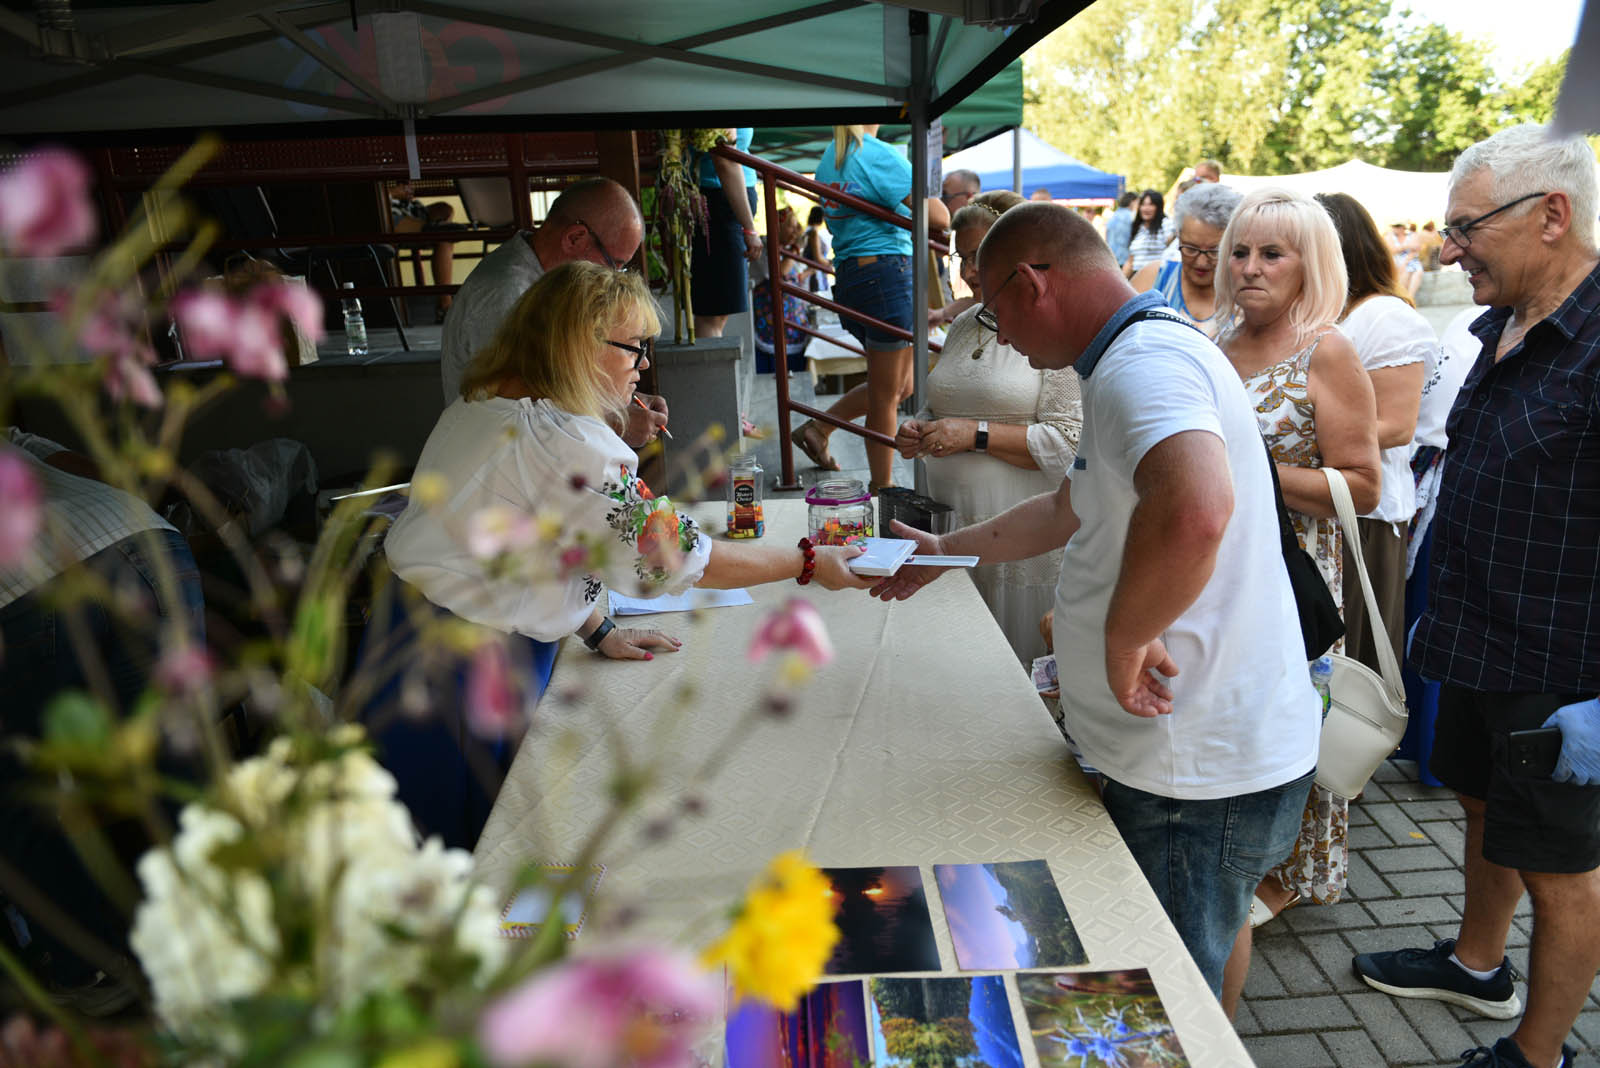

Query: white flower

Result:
[130,734,507,1042]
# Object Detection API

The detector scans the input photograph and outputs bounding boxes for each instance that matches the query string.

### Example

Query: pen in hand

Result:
[633,393,673,440]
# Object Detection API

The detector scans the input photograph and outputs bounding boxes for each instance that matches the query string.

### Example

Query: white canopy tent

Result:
[1221,159,1453,230]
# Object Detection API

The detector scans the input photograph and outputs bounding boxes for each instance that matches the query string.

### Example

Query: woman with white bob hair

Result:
[1214,186,1381,1011]
[1131,182,1242,338]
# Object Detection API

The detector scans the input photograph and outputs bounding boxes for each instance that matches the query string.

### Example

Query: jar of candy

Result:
[725,455,765,538]
[805,478,873,545]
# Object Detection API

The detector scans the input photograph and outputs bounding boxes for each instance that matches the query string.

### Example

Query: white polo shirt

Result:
[1052,295,1320,800]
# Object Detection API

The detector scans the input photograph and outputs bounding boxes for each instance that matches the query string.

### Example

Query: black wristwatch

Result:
[582,617,616,652]
[974,420,989,453]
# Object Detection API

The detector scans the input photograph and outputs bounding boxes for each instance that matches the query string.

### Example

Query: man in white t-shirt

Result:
[871,203,1319,1006]
[438,178,666,446]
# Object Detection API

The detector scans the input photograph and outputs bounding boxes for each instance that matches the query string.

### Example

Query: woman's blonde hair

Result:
[1215,186,1347,346]
[831,125,865,166]
[459,261,660,417]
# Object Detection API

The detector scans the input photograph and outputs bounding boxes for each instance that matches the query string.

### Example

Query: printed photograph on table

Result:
[498,863,604,940]
[821,865,942,975]
[933,859,1087,971]
[867,975,1023,1068]
[723,979,871,1068]
[1016,969,1190,1067]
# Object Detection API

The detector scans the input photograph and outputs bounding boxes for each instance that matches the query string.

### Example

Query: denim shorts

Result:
[1431,686,1600,873]
[1100,769,1314,995]
[833,254,914,352]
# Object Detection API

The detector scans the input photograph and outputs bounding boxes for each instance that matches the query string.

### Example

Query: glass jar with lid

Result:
[725,455,765,538]
[805,477,874,545]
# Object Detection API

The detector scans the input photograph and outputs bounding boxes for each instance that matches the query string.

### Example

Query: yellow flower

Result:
[376,1038,460,1068]
[410,472,449,509]
[701,851,839,1011]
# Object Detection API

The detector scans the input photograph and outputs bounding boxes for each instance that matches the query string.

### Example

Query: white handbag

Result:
[1314,468,1410,800]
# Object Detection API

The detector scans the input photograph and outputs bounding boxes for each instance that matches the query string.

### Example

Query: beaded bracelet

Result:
[796,537,817,586]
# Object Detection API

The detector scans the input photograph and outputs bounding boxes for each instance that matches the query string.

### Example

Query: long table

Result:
[474,499,1255,1067]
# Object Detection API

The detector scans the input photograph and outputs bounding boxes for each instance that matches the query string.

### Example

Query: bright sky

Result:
[1399,0,1585,75]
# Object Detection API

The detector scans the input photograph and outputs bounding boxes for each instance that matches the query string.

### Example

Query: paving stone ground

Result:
[1238,759,1600,1068]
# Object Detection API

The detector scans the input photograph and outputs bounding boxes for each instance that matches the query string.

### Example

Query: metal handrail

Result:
[713,142,945,490]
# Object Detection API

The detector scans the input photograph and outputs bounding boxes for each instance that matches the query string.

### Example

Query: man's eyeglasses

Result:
[577,218,624,271]
[606,338,652,368]
[1178,244,1220,262]
[976,263,1049,331]
[1439,192,1547,249]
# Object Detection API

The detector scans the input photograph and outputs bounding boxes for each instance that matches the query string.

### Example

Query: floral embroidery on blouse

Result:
[599,464,702,587]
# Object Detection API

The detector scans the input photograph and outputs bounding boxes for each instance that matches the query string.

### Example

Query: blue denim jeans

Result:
[1100,769,1314,995]
[834,254,913,351]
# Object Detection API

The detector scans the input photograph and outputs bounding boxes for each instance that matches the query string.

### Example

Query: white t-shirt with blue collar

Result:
[1053,293,1319,800]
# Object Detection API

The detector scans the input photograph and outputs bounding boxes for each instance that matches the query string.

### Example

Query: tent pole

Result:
[909,9,930,497]
[1013,126,1022,198]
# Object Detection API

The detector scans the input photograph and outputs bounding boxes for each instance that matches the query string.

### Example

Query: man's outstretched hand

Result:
[868,520,950,601]
[1106,638,1177,718]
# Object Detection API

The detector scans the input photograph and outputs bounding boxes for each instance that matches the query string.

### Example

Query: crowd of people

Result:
[414,128,1596,1067]
[7,119,1597,1068]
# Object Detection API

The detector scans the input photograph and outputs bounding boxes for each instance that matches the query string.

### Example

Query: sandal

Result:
[795,421,841,471]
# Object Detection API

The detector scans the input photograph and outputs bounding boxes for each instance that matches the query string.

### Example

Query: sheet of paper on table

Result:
[608,587,755,615]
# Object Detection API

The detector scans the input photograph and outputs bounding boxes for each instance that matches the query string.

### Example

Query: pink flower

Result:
[465,506,537,560]
[169,289,236,360]
[478,948,718,1068]
[465,640,522,738]
[226,301,288,382]
[0,451,43,568]
[252,280,326,342]
[58,290,161,408]
[154,641,216,696]
[0,149,96,257]
[747,598,833,667]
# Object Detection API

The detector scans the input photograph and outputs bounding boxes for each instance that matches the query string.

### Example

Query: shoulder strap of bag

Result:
[1322,468,1406,694]
[1103,306,1202,351]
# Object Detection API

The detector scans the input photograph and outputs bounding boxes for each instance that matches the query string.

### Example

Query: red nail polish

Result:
[644,652,654,660]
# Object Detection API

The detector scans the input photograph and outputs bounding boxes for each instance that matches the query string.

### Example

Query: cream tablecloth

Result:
[474,499,1254,1067]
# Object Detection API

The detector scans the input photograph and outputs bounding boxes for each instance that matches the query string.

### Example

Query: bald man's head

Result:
[980,202,1119,285]
[541,177,645,269]
[977,203,1131,368]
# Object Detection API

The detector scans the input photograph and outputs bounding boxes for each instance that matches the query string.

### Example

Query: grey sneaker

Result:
[1352,938,1521,1019]
[1456,1036,1577,1067]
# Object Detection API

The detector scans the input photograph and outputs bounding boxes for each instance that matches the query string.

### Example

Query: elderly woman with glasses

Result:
[378,262,873,846]
[1131,183,1242,338]
[893,190,1083,664]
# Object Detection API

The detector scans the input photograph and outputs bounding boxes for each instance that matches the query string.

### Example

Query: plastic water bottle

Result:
[340,282,368,357]
[1310,655,1334,721]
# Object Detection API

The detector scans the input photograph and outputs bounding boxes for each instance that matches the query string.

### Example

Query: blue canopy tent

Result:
[944,127,1123,200]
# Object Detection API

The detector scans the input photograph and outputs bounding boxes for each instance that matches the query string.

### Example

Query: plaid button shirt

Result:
[1410,261,1600,694]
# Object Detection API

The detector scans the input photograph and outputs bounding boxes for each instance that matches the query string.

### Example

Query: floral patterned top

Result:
[386,397,710,642]
[1232,328,1345,635]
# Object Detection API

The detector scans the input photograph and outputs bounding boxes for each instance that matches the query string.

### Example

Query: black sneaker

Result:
[1352,938,1521,1019]
[1456,1036,1577,1067]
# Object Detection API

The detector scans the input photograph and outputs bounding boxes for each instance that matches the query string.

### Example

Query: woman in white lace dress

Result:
[894,191,1082,664]
[1214,189,1380,967]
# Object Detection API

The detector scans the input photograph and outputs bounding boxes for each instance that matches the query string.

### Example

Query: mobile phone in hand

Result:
[1506,726,1563,779]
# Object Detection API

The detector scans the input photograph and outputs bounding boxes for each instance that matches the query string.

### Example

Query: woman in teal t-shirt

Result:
[794,125,915,491]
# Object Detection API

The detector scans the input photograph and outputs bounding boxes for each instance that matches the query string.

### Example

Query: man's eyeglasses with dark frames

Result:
[1439,192,1547,249]
[606,338,653,369]
[976,263,1050,331]
[577,218,624,271]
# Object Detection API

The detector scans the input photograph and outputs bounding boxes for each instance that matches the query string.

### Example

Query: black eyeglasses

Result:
[606,338,652,368]
[976,263,1049,331]
[1440,192,1547,249]
[577,218,623,270]
[1178,244,1220,262]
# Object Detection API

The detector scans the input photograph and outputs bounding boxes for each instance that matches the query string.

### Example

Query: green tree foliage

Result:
[1025,0,1572,187]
